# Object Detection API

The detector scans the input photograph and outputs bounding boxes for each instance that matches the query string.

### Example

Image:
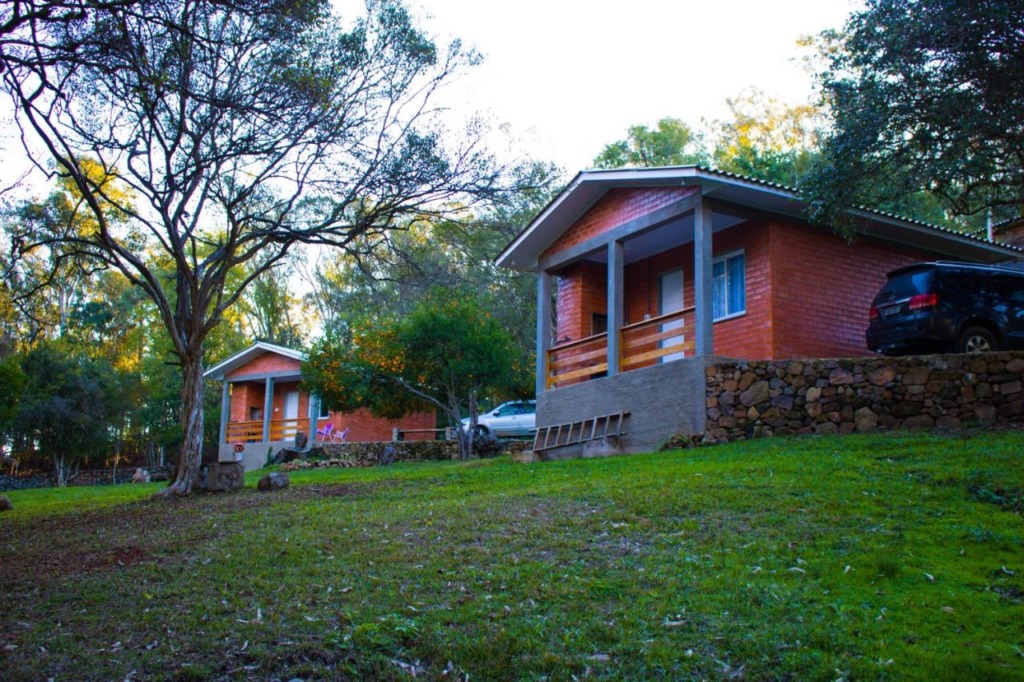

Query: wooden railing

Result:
[546,307,696,389]
[226,420,263,443]
[270,418,310,442]
[620,307,694,369]
[226,418,311,444]
[546,332,608,389]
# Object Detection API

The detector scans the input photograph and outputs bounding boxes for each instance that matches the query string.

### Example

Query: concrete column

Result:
[262,377,274,442]
[307,392,317,436]
[535,271,553,395]
[694,199,714,356]
[607,240,624,376]
[219,381,231,444]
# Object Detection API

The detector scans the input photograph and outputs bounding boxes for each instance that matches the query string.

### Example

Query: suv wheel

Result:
[475,424,490,437]
[958,326,997,354]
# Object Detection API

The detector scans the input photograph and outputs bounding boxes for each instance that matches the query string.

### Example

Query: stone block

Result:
[854,407,878,431]
[1006,358,1024,373]
[974,403,997,423]
[829,368,854,385]
[740,380,770,407]
[258,471,290,491]
[998,381,1022,395]
[868,364,892,385]
[903,366,930,385]
[892,400,924,418]
[902,414,935,429]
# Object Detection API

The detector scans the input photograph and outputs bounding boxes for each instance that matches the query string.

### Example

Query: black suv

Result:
[866,261,1024,356]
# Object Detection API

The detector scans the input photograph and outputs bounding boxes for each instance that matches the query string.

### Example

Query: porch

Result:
[545,307,695,388]
[217,375,321,446]
[533,185,752,396]
[225,417,314,444]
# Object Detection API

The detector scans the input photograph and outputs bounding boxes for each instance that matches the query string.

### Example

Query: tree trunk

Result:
[157,354,204,497]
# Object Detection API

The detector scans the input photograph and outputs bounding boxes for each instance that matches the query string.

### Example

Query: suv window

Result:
[883,268,933,299]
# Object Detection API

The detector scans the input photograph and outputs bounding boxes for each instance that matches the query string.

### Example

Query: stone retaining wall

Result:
[704,351,1024,443]
[321,440,459,464]
[282,439,532,469]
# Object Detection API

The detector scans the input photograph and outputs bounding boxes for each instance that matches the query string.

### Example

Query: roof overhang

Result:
[496,166,1024,271]
[203,341,306,381]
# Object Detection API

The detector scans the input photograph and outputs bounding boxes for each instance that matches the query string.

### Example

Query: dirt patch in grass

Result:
[0,481,375,584]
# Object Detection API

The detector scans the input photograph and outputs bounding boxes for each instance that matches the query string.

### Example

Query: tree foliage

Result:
[804,0,1024,227]
[590,95,824,190]
[303,290,527,459]
[0,0,506,494]
[592,118,703,169]
[304,161,560,383]
[3,158,133,343]
[9,343,125,485]
[710,89,823,188]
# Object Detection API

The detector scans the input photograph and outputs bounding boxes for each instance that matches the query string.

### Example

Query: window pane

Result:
[712,260,726,319]
[727,253,745,314]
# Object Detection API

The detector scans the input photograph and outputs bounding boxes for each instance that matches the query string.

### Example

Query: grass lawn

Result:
[2,430,1023,681]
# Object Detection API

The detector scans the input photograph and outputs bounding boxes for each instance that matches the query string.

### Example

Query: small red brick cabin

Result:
[204,342,435,470]
[995,217,1024,249]
[497,166,1024,453]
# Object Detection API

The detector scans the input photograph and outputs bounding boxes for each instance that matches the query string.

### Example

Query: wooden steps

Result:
[532,411,630,453]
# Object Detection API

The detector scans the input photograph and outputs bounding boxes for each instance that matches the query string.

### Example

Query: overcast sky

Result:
[396,0,861,173]
[1,1,860,190]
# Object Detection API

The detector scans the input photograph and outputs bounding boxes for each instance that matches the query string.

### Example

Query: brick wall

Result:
[555,261,606,343]
[229,382,265,422]
[543,187,697,260]
[225,351,301,379]
[314,408,436,442]
[767,221,923,359]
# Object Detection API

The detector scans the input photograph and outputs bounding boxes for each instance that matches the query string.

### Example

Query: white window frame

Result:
[317,397,330,419]
[712,249,746,322]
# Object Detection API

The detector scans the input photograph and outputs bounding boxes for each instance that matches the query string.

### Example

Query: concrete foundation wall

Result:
[219,441,289,472]
[537,356,719,455]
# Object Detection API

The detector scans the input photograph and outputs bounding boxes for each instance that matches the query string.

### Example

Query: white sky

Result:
[394,0,860,173]
[1,0,859,190]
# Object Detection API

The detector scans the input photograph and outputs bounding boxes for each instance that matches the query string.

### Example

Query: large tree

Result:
[0,0,503,494]
[804,0,1024,227]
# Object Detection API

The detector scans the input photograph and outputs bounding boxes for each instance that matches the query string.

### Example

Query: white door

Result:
[659,270,686,362]
[283,391,300,436]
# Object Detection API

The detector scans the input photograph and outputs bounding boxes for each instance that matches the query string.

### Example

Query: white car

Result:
[462,400,536,438]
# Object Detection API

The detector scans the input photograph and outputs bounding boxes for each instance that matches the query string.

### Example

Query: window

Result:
[317,398,329,419]
[712,251,746,320]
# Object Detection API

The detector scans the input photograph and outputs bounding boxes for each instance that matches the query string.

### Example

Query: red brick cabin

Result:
[205,342,435,470]
[995,217,1024,249]
[497,166,1023,455]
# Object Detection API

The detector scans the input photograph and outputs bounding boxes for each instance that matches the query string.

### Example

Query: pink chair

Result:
[315,423,334,443]
[332,426,350,443]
